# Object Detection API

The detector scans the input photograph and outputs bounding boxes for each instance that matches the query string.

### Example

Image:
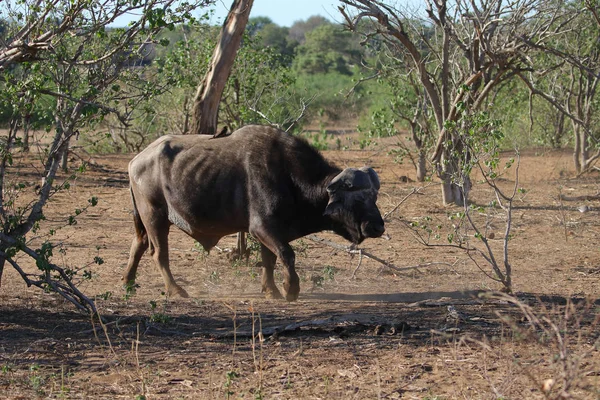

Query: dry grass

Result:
[1,131,599,398]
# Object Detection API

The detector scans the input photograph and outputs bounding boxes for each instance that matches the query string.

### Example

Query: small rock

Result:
[542,378,555,392]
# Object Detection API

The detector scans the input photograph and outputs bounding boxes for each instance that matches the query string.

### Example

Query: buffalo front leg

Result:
[279,246,300,301]
[251,227,299,301]
[260,244,283,300]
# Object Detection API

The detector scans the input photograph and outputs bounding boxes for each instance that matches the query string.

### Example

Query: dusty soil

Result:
[1,131,599,399]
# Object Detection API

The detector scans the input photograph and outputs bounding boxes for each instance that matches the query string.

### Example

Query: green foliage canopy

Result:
[293,24,361,75]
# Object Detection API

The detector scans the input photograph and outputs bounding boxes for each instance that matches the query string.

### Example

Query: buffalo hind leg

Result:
[142,220,189,298]
[260,244,283,300]
[153,230,189,298]
[122,231,149,287]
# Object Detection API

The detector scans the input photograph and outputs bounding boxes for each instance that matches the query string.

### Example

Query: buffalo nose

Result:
[373,223,385,237]
[365,221,385,238]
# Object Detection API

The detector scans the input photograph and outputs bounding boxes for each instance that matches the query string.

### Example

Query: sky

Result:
[108,0,340,28]
[109,1,421,29]
[209,0,339,27]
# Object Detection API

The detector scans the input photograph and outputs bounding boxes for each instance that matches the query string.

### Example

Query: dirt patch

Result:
[1,134,599,399]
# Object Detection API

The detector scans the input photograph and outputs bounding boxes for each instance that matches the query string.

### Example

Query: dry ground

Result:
[1,131,599,399]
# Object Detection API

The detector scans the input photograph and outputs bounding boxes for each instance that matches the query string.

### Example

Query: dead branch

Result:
[248,106,276,127]
[0,233,96,313]
[559,193,600,202]
[351,249,363,279]
[212,313,403,338]
[383,185,430,220]
[344,72,380,98]
[406,296,485,308]
[306,234,455,276]
[285,95,315,133]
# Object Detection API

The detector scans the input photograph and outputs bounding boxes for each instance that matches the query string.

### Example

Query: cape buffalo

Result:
[123,125,385,301]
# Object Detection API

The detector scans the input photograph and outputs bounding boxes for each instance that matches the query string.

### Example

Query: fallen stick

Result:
[306,234,456,276]
[559,193,600,201]
[351,248,363,279]
[212,313,400,338]
[406,297,484,308]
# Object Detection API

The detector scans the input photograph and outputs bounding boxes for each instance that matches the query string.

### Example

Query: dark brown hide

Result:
[124,125,384,300]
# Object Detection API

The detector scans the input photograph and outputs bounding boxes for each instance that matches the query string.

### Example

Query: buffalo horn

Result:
[327,167,380,192]
[360,166,380,191]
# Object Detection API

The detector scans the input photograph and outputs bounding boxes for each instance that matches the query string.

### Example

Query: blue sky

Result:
[109,1,423,29]
[209,0,339,27]
[109,1,339,28]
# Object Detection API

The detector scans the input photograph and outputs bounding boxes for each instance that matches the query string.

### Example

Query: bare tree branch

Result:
[0,234,96,313]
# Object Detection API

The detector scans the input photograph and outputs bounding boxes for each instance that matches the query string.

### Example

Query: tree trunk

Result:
[438,153,470,206]
[189,0,254,258]
[440,178,466,206]
[182,94,190,134]
[22,115,30,152]
[552,112,565,148]
[61,138,69,172]
[416,150,427,182]
[581,130,589,172]
[189,0,254,135]
[573,123,582,174]
[410,121,428,183]
[440,178,469,206]
[573,122,590,174]
[0,252,5,288]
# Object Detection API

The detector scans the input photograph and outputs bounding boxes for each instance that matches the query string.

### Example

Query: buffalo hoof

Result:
[283,281,300,301]
[122,279,139,293]
[284,290,299,302]
[263,289,284,300]
[168,285,190,298]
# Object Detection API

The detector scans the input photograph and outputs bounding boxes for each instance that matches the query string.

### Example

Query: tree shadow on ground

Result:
[1,290,597,370]
[303,289,483,303]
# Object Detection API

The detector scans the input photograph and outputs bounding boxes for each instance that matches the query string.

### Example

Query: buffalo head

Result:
[324,167,385,244]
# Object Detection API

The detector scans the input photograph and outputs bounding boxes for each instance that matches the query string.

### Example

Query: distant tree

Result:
[220,33,303,131]
[0,19,6,38]
[288,15,330,44]
[247,16,274,36]
[293,24,360,75]
[258,24,297,62]
[341,0,574,206]
[100,23,219,151]
[517,4,600,174]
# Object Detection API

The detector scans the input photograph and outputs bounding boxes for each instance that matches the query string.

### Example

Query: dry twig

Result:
[306,234,456,277]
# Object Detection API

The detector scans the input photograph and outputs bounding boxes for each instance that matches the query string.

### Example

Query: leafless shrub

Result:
[491,293,599,399]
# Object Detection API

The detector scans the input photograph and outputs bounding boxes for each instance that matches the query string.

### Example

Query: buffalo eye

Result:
[324,201,343,216]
